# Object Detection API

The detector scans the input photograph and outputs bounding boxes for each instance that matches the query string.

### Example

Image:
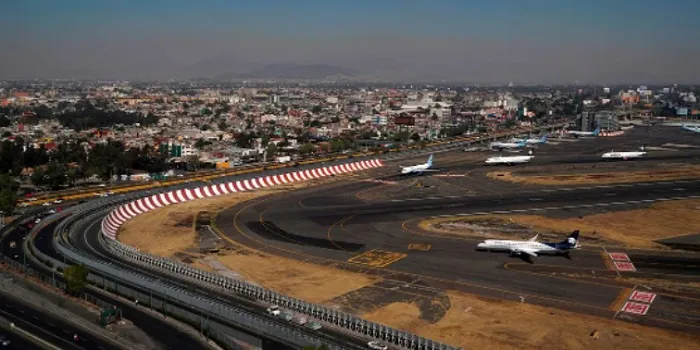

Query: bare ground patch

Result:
[419,199,700,249]
[215,252,378,304]
[487,164,700,186]
[362,292,700,350]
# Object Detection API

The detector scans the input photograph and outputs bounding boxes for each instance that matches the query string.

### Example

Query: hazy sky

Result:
[2,0,699,83]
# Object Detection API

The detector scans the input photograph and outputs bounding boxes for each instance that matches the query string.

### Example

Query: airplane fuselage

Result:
[477,240,571,255]
[484,155,533,165]
[601,151,646,159]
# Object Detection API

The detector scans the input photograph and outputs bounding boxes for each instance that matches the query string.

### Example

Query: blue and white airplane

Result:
[681,124,700,133]
[400,154,438,175]
[566,127,600,137]
[512,134,548,145]
[476,230,581,259]
[489,139,527,151]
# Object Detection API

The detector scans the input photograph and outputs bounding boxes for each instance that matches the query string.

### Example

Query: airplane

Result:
[476,230,581,260]
[400,154,438,175]
[484,154,534,165]
[489,139,527,151]
[566,127,600,138]
[512,134,548,145]
[601,146,646,160]
[681,124,700,133]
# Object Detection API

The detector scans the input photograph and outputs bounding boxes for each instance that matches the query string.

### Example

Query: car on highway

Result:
[367,341,388,350]
[0,334,10,346]
[42,202,51,207]
[48,209,56,214]
[53,198,64,204]
[34,218,42,224]
[266,305,281,316]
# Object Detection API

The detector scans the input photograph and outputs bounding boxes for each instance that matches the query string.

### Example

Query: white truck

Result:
[266,305,281,316]
[275,156,291,164]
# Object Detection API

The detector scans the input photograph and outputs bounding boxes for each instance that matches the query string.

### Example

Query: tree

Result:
[0,175,18,214]
[64,264,89,295]
[186,155,200,171]
[299,143,314,155]
[302,346,329,350]
[217,120,227,131]
[265,143,278,159]
[312,105,323,114]
[0,116,10,127]
[410,133,421,142]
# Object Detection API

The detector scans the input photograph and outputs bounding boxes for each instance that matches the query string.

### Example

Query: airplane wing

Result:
[421,169,440,172]
[512,248,538,257]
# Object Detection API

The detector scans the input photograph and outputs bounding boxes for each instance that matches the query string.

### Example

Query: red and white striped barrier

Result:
[101,159,384,239]
[600,131,624,137]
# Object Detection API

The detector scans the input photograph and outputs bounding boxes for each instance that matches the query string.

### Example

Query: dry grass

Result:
[216,253,378,303]
[487,164,700,186]
[419,199,700,249]
[119,180,328,257]
[362,292,700,350]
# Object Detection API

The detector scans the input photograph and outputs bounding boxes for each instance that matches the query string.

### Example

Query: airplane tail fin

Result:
[540,134,548,142]
[427,154,434,167]
[593,127,601,136]
[561,230,580,247]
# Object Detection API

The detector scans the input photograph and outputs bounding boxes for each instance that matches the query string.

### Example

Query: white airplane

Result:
[601,146,646,160]
[681,124,700,133]
[476,230,581,259]
[489,139,526,151]
[484,155,534,165]
[400,154,438,175]
[512,134,548,145]
[566,127,600,137]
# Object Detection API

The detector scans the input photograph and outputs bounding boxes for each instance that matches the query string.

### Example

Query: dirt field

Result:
[216,252,377,303]
[419,199,700,249]
[362,292,700,350]
[487,164,700,186]
[118,180,328,257]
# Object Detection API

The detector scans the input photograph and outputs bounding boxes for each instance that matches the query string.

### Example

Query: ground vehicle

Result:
[0,334,10,346]
[53,198,64,204]
[304,321,322,331]
[367,341,388,350]
[266,305,281,316]
[42,202,51,207]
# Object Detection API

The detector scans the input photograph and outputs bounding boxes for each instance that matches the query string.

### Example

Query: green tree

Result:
[0,116,10,127]
[0,175,19,213]
[64,264,89,295]
[299,143,314,155]
[302,346,329,350]
[410,133,421,142]
[266,143,278,159]
[217,120,227,131]
[312,105,323,114]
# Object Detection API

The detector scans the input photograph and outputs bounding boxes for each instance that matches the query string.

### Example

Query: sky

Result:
[1,0,699,83]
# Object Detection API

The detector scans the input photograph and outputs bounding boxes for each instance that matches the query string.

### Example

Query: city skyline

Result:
[2,0,699,83]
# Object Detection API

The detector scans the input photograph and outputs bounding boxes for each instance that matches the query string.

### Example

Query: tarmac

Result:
[213,126,700,336]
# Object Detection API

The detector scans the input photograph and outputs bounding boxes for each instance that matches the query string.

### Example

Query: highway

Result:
[0,292,120,350]
[1,219,212,350]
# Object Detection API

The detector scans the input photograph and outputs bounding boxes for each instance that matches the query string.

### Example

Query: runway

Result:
[213,127,700,336]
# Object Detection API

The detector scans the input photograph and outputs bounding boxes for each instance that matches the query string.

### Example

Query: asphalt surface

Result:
[0,293,120,350]
[0,324,46,350]
[1,219,211,350]
[213,126,700,336]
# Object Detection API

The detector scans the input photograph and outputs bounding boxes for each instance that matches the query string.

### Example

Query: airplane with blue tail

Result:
[476,230,581,260]
[566,127,600,138]
[400,154,438,175]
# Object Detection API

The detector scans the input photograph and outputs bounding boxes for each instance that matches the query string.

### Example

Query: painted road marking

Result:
[614,261,637,272]
[408,244,432,251]
[622,301,650,315]
[630,291,657,304]
[609,252,630,262]
[434,174,467,177]
[600,252,615,271]
[348,249,408,268]
[609,288,633,311]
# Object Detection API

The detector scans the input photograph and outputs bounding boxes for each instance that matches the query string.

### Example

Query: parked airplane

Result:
[489,139,526,151]
[566,127,600,138]
[681,124,700,133]
[400,154,437,175]
[512,134,548,145]
[601,146,647,160]
[476,230,581,259]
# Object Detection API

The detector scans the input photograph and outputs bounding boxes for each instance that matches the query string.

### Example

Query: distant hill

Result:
[215,63,359,80]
